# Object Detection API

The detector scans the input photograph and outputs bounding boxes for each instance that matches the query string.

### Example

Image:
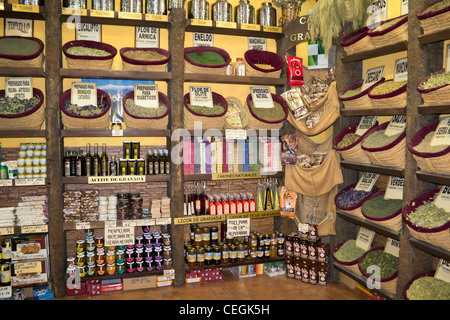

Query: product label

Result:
[384,238,400,257]
[14,261,42,274]
[216,21,236,29]
[430,117,450,146]
[71,82,97,107]
[134,84,159,108]
[394,57,408,83]
[145,14,168,22]
[362,66,385,91]
[118,12,142,20]
[356,227,374,251]
[193,32,213,47]
[4,18,33,37]
[12,4,39,13]
[136,27,159,48]
[241,23,260,31]
[355,172,379,192]
[90,10,114,18]
[434,185,450,212]
[248,37,266,51]
[5,77,32,99]
[435,259,450,283]
[250,87,273,109]
[190,86,213,108]
[384,176,404,200]
[87,175,146,184]
[191,19,213,27]
[75,23,101,42]
[384,115,406,137]
[355,116,378,136]
[227,218,250,237]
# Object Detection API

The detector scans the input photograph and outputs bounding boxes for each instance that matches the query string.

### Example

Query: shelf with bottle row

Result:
[59,68,171,81]
[61,129,171,138]
[70,268,165,283]
[185,256,285,272]
[409,237,450,262]
[340,107,406,117]
[418,103,450,114]
[173,209,281,225]
[0,224,48,236]
[341,41,408,64]
[418,27,450,45]
[184,171,284,181]
[340,160,405,178]
[415,170,450,186]
[184,73,286,86]
[63,217,171,231]
[0,3,45,20]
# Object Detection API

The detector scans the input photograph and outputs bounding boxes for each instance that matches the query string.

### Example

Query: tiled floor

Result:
[57,270,369,300]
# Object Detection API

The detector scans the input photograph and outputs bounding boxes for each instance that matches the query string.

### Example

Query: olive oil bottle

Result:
[92,143,100,176]
[100,143,108,176]
[85,143,93,176]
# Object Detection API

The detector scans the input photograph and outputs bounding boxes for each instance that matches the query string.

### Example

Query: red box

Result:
[66,282,86,296]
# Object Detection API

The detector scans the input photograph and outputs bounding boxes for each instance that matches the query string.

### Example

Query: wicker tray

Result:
[402,270,437,300]
[361,121,406,168]
[332,238,367,275]
[408,121,450,175]
[0,36,44,68]
[340,27,375,56]
[361,191,403,232]
[417,68,450,105]
[368,79,407,108]
[334,183,378,219]
[0,88,45,130]
[63,40,117,70]
[122,91,170,129]
[367,15,408,48]
[60,88,111,130]
[184,46,230,75]
[244,50,284,78]
[417,0,450,35]
[120,47,170,72]
[338,78,385,109]
[243,93,288,130]
[333,121,379,164]
[183,91,228,130]
[402,188,450,251]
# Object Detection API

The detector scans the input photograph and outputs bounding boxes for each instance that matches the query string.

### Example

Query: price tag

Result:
[227,218,250,237]
[355,116,377,136]
[14,178,45,186]
[241,23,260,31]
[384,238,400,257]
[0,227,14,235]
[121,220,136,227]
[190,86,213,108]
[298,223,309,234]
[21,225,48,234]
[62,8,87,16]
[216,21,236,29]
[5,77,32,99]
[435,259,450,283]
[362,66,385,91]
[134,84,159,108]
[248,37,267,51]
[250,87,273,109]
[118,12,142,20]
[136,27,159,48]
[156,217,171,225]
[0,286,11,299]
[71,82,97,107]
[90,10,114,18]
[0,180,13,187]
[75,23,101,42]
[112,129,123,136]
[104,226,135,246]
[163,269,175,280]
[12,4,39,13]
[384,176,404,200]
[75,222,91,230]
[225,129,247,140]
[430,117,450,146]
[14,261,42,274]
[191,19,213,27]
[263,26,282,33]
[193,32,213,47]
[384,115,406,137]
[145,14,168,22]
[394,57,408,83]
[134,218,155,226]
[434,185,450,212]
[104,220,117,228]
[355,172,379,192]
[4,18,33,37]
[356,227,375,251]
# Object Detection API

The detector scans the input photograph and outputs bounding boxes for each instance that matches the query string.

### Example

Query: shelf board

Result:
[341,107,406,116]
[0,4,45,20]
[410,237,450,261]
[418,28,450,45]
[77,269,164,282]
[186,256,285,272]
[187,128,283,137]
[0,130,45,138]
[0,67,45,78]
[418,104,450,114]
[63,217,171,231]
[341,41,407,63]
[62,175,170,184]
[61,129,171,137]
[416,170,450,185]
[60,68,171,81]
[184,171,284,181]
[340,160,404,177]
[184,73,286,86]
[174,210,280,225]
[336,210,401,241]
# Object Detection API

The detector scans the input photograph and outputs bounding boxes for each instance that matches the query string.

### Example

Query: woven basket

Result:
[332,238,367,275]
[402,270,437,300]
[338,78,385,109]
[333,121,379,164]
[408,121,450,175]
[417,69,450,105]
[418,0,450,35]
[340,27,375,56]
[361,122,406,168]
[183,91,228,130]
[334,183,378,219]
[368,15,408,48]
[63,40,117,70]
[244,50,284,78]
[358,247,398,295]
[368,79,407,108]
[0,88,45,130]
[120,47,170,72]
[361,191,403,232]
[0,36,44,68]
[402,189,450,251]
[184,46,230,75]
[60,89,111,130]
[243,93,288,130]
[123,91,170,129]
[224,96,248,129]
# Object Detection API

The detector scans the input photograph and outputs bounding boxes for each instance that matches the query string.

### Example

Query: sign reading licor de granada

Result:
[88,175,146,184]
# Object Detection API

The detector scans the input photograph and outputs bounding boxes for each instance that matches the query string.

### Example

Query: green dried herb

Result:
[0,37,41,56]
[406,276,450,300]
[249,100,286,121]
[66,46,110,57]
[188,103,225,115]
[337,132,361,148]
[373,16,404,32]
[423,0,450,14]
[360,250,398,280]
[125,99,167,118]
[362,130,402,148]
[420,71,450,90]
[334,239,366,262]
[186,51,226,66]
[413,131,448,153]
[371,80,407,95]
[407,201,450,229]
[362,195,402,218]
[341,86,362,98]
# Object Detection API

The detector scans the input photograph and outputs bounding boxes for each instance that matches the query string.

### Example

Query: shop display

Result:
[0,143,47,180]
[183,91,228,130]
[338,78,384,109]
[417,69,450,105]
[256,2,276,27]
[123,91,170,130]
[120,48,171,72]
[62,40,117,70]
[335,184,376,210]
[367,15,408,49]
[417,0,450,35]
[244,50,284,78]
[184,47,231,75]
[361,191,403,232]
[340,27,375,56]
[235,0,255,24]
[0,36,45,68]
[244,93,288,130]
[404,270,450,300]
[212,0,233,22]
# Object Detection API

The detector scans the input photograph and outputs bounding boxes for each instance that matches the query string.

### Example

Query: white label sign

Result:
[355,116,377,136]
[384,238,400,257]
[5,77,32,99]
[355,172,379,192]
[446,43,450,73]
[225,129,247,140]
[190,86,213,108]
[248,37,267,51]
[134,84,159,108]
[250,87,274,109]
[401,0,408,15]
[430,117,450,146]
[193,32,214,47]
[71,82,97,107]
[4,18,33,37]
[227,218,250,237]
[384,115,406,137]
[394,57,408,82]
[75,23,101,42]
[136,27,159,48]
[104,226,135,246]
[434,185,450,212]
[369,0,388,25]
[356,227,375,251]
[384,176,404,200]
[435,259,450,283]
[362,66,385,91]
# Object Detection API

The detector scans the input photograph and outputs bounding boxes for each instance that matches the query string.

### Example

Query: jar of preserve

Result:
[116,261,125,274]
[204,246,213,265]
[126,260,135,273]
[187,246,197,268]
[86,238,95,252]
[86,229,94,237]
[135,248,144,261]
[116,250,125,263]
[277,244,284,257]
[106,263,116,275]
[154,256,163,270]
[97,263,106,276]
[95,236,104,248]
[106,251,116,264]
[221,243,229,264]
[144,259,153,272]
[135,260,144,272]
[66,257,75,267]
[249,233,258,248]
[229,244,237,263]
[96,251,105,264]
[196,246,205,267]
[210,226,219,245]
[86,252,96,265]
[144,246,153,259]
[250,246,257,259]
[66,266,76,278]
[77,265,86,278]
[190,224,197,242]
[270,233,277,245]
[125,249,134,262]
[212,245,221,265]
[76,253,85,267]
[194,227,203,247]
[257,246,264,259]
[135,236,144,248]
[107,246,116,251]
[76,240,85,253]
[87,264,96,276]
[162,234,171,246]
[237,244,245,263]
[163,246,172,259]
[202,226,210,247]
[163,258,173,269]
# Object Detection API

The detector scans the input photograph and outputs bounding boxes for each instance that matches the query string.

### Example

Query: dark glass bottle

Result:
[164,149,170,174]
[100,143,108,176]
[193,182,201,216]
[63,150,71,177]
[75,150,82,176]
[159,149,165,174]
[85,143,93,176]
[109,155,118,176]
[153,149,159,175]
[92,143,100,176]
[146,150,154,175]
[79,149,87,176]
[70,150,76,177]
[199,181,207,215]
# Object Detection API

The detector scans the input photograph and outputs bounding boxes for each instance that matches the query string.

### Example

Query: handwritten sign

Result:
[227,218,250,237]
[430,117,450,146]
[434,185,450,212]
[71,82,97,107]
[362,66,385,91]
[355,172,379,192]
[4,18,33,37]
[104,226,135,246]
[384,115,406,137]
[435,259,450,283]
[76,23,101,42]
[193,32,213,47]
[355,116,377,136]
[248,37,266,51]
[394,57,408,82]
[384,176,404,200]
[190,86,213,108]
[384,238,400,257]
[134,84,159,108]
[5,77,32,99]
[356,227,375,251]
[250,87,273,109]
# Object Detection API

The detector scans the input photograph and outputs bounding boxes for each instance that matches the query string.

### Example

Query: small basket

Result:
[60,89,111,130]
[123,91,170,129]
[243,93,288,130]
[417,69,450,105]
[338,78,385,109]
[402,188,450,251]
[120,47,170,72]
[408,121,450,175]
[361,122,406,168]
[361,191,403,232]
[183,91,228,130]
[243,50,284,78]
[402,270,437,300]
[358,247,398,295]
[417,0,450,35]
[367,15,408,48]
[184,46,230,75]
[332,238,366,275]
[333,121,379,164]
[0,36,44,68]
[62,40,117,70]
[224,96,248,129]
[368,79,407,108]
[334,183,378,219]
[340,27,375,56]
[0,88,45,130]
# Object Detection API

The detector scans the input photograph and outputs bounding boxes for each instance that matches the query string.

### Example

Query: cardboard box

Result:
[100,279,123,292]
[156,280,172,287]
[11,234,48,261]
[11,259,48,287]
[66,282,86,296]
[123,276,156,291]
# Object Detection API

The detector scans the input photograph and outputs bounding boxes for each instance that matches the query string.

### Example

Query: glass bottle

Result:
[100,143,109,176]
[199,181,207,215]
[153,149,159,175]
[256,179,263,211]
[159,149,165,174]
[146,149,154,175]
[75,150,82,176]
[164,149,170,174]
[92,143,100,176]
[70,150,77,177]
[63,150,71,177]
[85,143,93,176]
[109,155,118,176]
[193,182,201,216]
[264,179,273,210]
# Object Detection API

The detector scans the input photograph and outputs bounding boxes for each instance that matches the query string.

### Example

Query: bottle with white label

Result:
[235,57,245,76]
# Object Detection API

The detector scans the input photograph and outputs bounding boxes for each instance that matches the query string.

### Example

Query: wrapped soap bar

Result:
[280,134,298,165]
[286,55,304,87]
[280,87,309,121]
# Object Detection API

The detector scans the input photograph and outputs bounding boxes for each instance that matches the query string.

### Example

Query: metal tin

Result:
[63,0,86,8]
[146,0,166,14]
[257,1,276,27]
[92,0,114,10]
[235,0,255,24]
[168,0,185,10]
[212,0,232,22]
[187,0,209,20]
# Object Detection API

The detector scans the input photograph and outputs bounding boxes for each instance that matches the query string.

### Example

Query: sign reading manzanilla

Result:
[285,15,311,46]
[88,175,146,184]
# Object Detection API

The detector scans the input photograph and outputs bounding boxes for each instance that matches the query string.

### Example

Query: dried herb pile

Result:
[341,86,362,98]
[360,250,398,279]
[123,50,167,61]
[0,37,41,56]
[423,0,450,14]
[362,130,402,148]
[406,276,450,300]
[406,201,450,229]
[63,98,108,116]
[254,63,273,70]
[186,51,226,66]
[419,71,450,90]
[66,46,111,57]
[334,239,366,262]
[125,99,167,118]
[336,132,361,148]
[361,194,402,219]
[335,186,375,208]
[0,95,40,115]
[188,103,225,115]
[249,99,286,121]
[372,16,404,32]
[370,80,407,96]
[413,131,448,153]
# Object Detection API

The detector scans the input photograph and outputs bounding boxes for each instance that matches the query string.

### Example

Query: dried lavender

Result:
[406,201,450,229]
[0,95,40,115]
[360,250,398,279]
[336,186,375,208]
[406,276,450,300]
[63,99,108,116]
[334,239,366,262]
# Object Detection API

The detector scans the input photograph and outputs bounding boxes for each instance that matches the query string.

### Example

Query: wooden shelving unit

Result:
[61,129,171,137]
[184,73,286,86]
[341,41,407,63]
[341,107,406,117]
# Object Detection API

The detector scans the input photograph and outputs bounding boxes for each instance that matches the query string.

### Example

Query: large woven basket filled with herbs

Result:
[120,47,171,72]
[408,121,450,175]
[0,88,45,130]
[402,188,450,251]
[184,46,231,75]
[244,50,284,78]
[417,69,450,105]
[417,0,450,35]
[367,14,408,49]
[338,78,384,109]
[361,191,403,232]
[358,247,399,295]
[243,93,289,130]
[183,91,228,130]
[333,121,378,164]
[403,270,450,300]
[340,27,375,56]
[60,88,111,130]
[332,238,369,275]
[62,40,117,70]
[122,91,170,130]
[0,36,44,68]
[361,121,406,168]
[368,79,407,108]
[334,183,378,219]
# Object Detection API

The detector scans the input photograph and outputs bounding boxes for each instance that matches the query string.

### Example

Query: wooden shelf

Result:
[418,28,450,45]
[63,217,171,231]
[184,73,286,86]
[0,130,45,138]
[418,104,450,114]
[416,170,450,185]
[409,237,450,261]
[60,68,171,81]
[61,129,171,137]
[174,210,281,225]
[185,256,285,272]
[341,42,407,63]
[341,107,406,116]
[0,225,48,236]
[77,269,164,282]
[62,175,170,184]
[0,4,45,20]
[0,67,45,78]
[340,160,405,177]
[184,171,284,181]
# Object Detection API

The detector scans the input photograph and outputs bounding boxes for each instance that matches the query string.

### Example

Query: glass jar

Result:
[86,252,96,265]
[76,240,85,253]
[202,226,210,247]
[204,245,213,265]
[116,261,125,274]
[136,260,144,272]
[164,258,173,269]
[229,244,237,263]
[146,0,166,15]
[76,253,85,267]
[257,2,276,27]
[212,245,221,265]
[264,245,270,258]
[63,0,87,9]
[210,226,219,245]
[87,264,96,276]
[92,0,115,11]
[236,244,245,263]
[77,265,86,278]
[106,251,116,264]
[194,227,203,247]
[257,246,264,259]
[187,246,197,268]
[277,244,284,257]
[221,243,229,264]
[196,246,205,267]
[250,246,257,259]
[96,263,106,275]
[270,244,277,258]
[95,236,104,248]
[121,0,142,13]
[96,251,105,264]
[106,263,116,275]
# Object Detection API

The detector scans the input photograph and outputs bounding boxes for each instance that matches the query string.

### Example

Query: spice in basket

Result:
[413,131,449,153]
[123,50,166,61]
[63,99,108,116]
[0,37,41,56]
[372,16,404,32]
[0,95,40,115]
[125,99,167,118]
[335,186,375,208]
[254,63,273,70]
[360,250,398,279]
[361,195,402,218]
[406,276,450,300]
[186,51,226,65]
[422,0,450,14]
[406,202,450,229]
[66,46,111,57]
[362,130,402,149]
[370,80,407,95]
[188,103,225,115]
[341,86,362,98]
[334,239,366,262]
[336,132,361,148]
[419,71,450,90]
[249,99,285,121]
